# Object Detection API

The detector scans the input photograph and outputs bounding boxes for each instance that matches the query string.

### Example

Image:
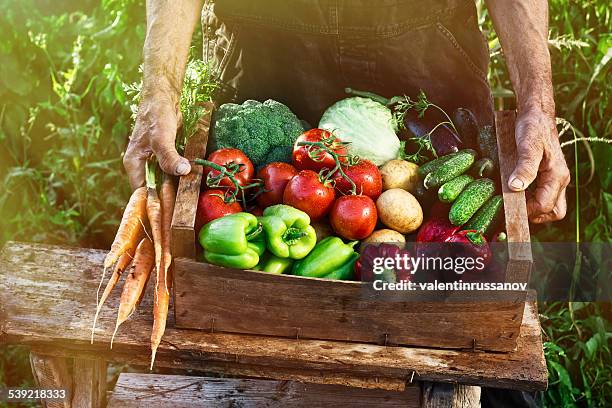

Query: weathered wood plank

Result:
[494,111,532,262]
[71,358,107,408]
[0,242,547,391]
[107,373,421,408]
[422,382,480,408]
[171,102,213,259]
[29,352,72,408]
[174,258,524,352]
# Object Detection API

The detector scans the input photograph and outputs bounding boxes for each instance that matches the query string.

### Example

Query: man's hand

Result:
[509,108,570,223]
[123,100,190,189]
[123,0,204,189]
[486,0,569,223]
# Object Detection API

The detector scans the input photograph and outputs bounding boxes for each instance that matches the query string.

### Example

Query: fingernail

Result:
[176,160,191,175]
[510,177,524,190]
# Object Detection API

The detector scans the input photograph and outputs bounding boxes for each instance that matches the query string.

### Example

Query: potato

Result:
[312,221,334,242]
[360,229,405,251]
[376,189,423,234]
[380,160,420,193]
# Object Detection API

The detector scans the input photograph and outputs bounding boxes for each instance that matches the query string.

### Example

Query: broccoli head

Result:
[212,99,305,169]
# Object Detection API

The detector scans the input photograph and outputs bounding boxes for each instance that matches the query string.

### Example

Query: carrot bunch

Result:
[91,156,176,370]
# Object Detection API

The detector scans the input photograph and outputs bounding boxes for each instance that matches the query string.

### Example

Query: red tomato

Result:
[203,148,254,190]
[256,162,298,208]
[283,170,335,221]
[333,159,382,199]
[195,189,242,234]
[330,195,377,240]
[292,129,347,172]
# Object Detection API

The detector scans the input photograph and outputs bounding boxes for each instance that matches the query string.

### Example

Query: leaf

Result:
[588,45,611,88]
[548,360,573,390]
[584,334,600,360]
[0,56,32,96]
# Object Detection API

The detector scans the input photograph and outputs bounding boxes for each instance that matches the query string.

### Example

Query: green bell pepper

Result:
[199,212,265,269]
[321,252,359,280]
[259,205,317,260]
[253,253,294,274]
[292,236,358,278]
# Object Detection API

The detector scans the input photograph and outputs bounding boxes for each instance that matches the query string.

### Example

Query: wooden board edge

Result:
[495,111,532,264]
[171,102,213,260]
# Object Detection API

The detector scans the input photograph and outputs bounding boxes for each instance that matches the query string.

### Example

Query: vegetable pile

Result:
[195,90,506,283]
[97,89,507,367]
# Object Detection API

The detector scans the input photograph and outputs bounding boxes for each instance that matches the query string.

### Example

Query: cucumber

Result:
[471,158,494,178]
[423,149,476,189]
[417,150,463,176]
[438,174,474,203]
[449,178,496,226]
[463,195,504,236]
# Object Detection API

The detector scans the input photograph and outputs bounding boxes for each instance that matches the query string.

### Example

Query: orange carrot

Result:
[110,237,154,349]
[103,186,147,269]
[99,186,147,305]
[150,270,171,369]
[91,248,137,344]
[145,158,163,298]
[160,175,176,293]
[150,175,176,369]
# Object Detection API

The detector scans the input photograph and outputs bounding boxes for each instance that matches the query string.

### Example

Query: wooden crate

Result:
[171,104,531,352]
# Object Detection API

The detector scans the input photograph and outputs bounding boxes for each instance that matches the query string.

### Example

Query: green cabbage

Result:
[319,97,402,166]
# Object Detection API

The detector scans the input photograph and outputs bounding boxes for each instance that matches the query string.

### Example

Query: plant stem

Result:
[145,156,157,190]
[296,140,358,194]
[194,158,259,207]
[428,102,459,135]
[344,88,391,106]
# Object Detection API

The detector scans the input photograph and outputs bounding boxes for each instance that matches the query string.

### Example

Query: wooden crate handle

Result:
[171,102,214,260]
[495,111,532,286]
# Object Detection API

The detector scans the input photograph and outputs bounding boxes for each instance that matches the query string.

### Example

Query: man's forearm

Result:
[486,0,555,116]
[142,0,204,107]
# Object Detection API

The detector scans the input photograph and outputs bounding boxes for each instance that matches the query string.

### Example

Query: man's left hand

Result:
[508,108,571,224]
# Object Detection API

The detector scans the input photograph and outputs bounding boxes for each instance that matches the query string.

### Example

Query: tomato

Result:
[203,148,254,190]
[333,159,382,199]
[283,170,335,221]
[330,195,377,240]
[195,189,242,234]
[292,129,347,172]
[256,162,298,208]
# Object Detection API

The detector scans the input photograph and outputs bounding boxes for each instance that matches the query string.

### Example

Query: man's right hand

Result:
[123,100,191,189]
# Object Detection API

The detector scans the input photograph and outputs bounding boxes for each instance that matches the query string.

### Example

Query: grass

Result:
[0,1,610,407]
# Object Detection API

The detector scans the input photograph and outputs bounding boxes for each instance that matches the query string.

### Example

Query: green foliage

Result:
[0,0,147,247]
[541,302,611,407]
[213,99,304,169]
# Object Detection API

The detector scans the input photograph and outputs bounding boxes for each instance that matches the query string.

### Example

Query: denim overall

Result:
[203,0,494,128]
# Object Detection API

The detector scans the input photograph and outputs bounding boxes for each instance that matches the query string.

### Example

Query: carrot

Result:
[99,186,147,306]
[150,270,171,369]
[150,175,176,369]
[160,175,176,293]
[103,186,147,269]
[145,158,163,298]
[110,237,154,349]
[90,248,137,344]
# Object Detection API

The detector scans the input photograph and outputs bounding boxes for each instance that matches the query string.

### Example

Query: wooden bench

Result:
[0,241,546,407]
